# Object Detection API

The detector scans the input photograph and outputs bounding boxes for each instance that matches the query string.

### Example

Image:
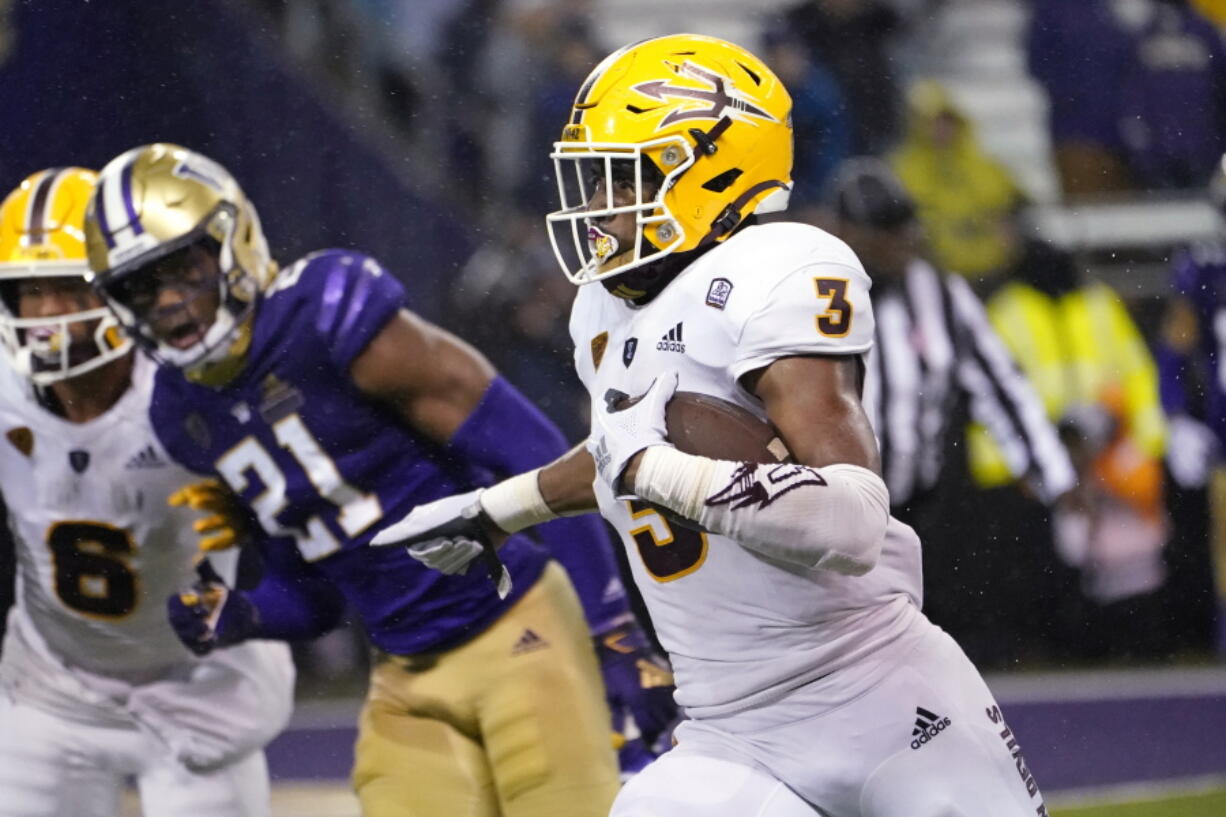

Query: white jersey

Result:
[0,355,294,771]
[570,222,924,718]
[0,353,206,681]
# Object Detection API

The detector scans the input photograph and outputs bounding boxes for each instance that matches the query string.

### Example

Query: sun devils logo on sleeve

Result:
[591,331,609,370]
[5,427,33,457]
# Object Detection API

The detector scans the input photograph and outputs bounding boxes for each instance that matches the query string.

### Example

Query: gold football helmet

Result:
[547,33,794,286]
[84,143,275,382]
[0,167,131,384]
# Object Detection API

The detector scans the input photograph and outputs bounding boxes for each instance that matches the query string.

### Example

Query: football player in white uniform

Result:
[0,168,294,817]
[374,34,1049,817]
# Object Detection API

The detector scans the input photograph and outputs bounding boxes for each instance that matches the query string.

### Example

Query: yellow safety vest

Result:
[969,281,1167,487]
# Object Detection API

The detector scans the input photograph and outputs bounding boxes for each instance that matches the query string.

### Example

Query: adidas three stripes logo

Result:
[910,706,952,750]
[657,322,685,353]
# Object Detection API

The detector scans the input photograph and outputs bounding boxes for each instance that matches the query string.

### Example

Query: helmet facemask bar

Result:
[546,136,694,286]
[92,203,257,373]
[0,265,131,385]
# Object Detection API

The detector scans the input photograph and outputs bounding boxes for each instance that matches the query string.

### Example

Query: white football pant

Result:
[612,616,1046,817]
[0,692,271,817]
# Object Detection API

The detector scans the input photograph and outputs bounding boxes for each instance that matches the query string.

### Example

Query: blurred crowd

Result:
[232,0,1226,674]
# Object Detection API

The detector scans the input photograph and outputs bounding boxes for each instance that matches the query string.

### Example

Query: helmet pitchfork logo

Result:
[633,62,777,129]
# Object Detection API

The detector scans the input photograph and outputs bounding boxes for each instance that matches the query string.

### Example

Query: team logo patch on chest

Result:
[705,277,733,310]
[184,413,211,449]
[259,374,304,424]
[5,427,33,458]
[68,449,90,473]
[591,331,609,370]
[623,338,639,367]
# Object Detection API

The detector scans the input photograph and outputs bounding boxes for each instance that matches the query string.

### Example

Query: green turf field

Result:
[1056,787,1226,816]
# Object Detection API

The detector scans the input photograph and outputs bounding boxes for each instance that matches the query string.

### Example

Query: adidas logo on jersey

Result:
[656,322,685,353]
[511,628,550,656]
[123,444,165,470]
[601,577,626,605]
[910,706,952,750]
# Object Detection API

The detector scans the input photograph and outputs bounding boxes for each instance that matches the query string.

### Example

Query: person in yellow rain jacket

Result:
[968,231,1169,627]
[890,80,1023,289]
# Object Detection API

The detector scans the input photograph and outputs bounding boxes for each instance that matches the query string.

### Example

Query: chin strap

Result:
[700,180,790,247]
[687,117,733,157]
[683,117,789,247]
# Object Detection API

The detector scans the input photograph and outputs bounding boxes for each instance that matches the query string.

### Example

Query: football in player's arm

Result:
[374,34,1052,817]
[84,144,675,816]
[0,167,294,817]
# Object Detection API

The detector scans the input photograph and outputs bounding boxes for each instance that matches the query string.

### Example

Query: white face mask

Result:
[0,264,132,385]
[546,138,692,286]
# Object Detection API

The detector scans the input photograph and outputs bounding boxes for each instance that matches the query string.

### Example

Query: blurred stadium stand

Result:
[910,0,1061,204]
[0,0,472,320]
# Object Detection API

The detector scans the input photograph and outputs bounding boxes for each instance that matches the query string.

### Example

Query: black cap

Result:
[826,157,917,230]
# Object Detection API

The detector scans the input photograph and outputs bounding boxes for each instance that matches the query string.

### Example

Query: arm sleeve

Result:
[448,377,632,633]
[634,449,889,576]
[947,276,1075,501]
[245,540,347,641]
[731,262,876,382]
[313,253,407,370]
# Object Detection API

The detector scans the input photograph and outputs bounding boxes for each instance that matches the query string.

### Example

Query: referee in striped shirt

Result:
[824,158,1075,520]
[823,158,1077,663]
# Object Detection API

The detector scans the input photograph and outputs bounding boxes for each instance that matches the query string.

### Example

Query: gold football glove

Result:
[169,479,249,552]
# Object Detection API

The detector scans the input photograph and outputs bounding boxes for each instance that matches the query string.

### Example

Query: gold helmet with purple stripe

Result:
[0,167,131,384]
[84,143,275,384]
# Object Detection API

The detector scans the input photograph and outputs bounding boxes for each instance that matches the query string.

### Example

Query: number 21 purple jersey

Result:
[150,249,548,654]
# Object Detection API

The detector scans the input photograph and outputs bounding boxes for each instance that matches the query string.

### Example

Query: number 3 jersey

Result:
[0,353,216,679]
[570,222,925,719]
[149,250,549,655]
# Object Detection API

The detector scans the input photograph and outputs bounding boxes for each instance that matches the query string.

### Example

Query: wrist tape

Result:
[478,469,559,533]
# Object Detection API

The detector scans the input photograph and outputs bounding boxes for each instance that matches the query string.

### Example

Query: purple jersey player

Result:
[83,143,674,816]
[1161,240,1226,463]
[1158,151,1226,484]
[1157,154,1226,653]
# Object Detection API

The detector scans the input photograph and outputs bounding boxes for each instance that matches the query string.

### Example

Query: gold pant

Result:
[353,562,620,817]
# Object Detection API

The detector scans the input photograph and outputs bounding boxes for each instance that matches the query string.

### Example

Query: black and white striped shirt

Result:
[862,259,1075,508]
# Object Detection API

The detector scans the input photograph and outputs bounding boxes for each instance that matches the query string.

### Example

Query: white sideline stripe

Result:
[984,666,1226,703]
[1046,774,1226,808]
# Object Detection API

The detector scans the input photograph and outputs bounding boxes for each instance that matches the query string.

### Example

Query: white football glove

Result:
[588,371,678,497]
[370,489,511,597]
